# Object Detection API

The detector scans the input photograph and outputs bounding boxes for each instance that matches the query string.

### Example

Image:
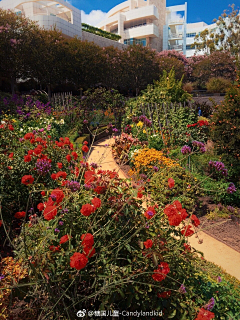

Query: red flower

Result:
[66,155,71,162]
[195,308,215,320]
[94,186,107,194]
[91,197,101,209]
[57,162,63,169]
[82,145,89,153]
[84,170,96,184]
[60,234,71,244]
[41,191,46,196]
[191,214,200,227]
[0,220,2,227]
[71,152,78,160]
[81,233,94,248]
[43,206,57,221]
[144,239,153,249]
[168,214,182,226]
[28,150,34,155]
[8,124,14,131]
[56,171,67,180]
[24,132,34,140]
[173,200,182,211]
[157,291,171,298]
[183,243,191,252]
[70,252,88,270]
[152,262,170,282]
[51,173,57,180]
[144,206,156,219]
[168,178,175,188]
[14,211,26,219]
[80,204,95,217]
[21,175,34,185]
[24,155,32,162]
[164,204,178,218]
[8,153,14,158]
[49,245,60,252]
[181,226,194,237]
[75,166,80,178]
[83,141,88,145]
[37,203,44,211]
[50,188,64,204]
[180,209,188,220]
[33,147,42,155]
[83,246,96,258]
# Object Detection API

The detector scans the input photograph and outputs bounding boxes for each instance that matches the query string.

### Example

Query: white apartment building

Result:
[0,0,82,38]
[98,0,219,57]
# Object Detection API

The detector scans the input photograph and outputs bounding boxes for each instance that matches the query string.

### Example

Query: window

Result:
[15,11,22,16]
[186,32,196,38]
[186,44,195,50]
[124,38,146,46]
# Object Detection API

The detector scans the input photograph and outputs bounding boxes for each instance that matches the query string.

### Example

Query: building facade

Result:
[0,0,82,38]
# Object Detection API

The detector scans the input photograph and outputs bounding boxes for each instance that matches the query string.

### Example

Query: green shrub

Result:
[206,77,232,93]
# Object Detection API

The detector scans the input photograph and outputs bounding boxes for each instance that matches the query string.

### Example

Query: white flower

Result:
[20,128,23,132]
[1,121,6,124]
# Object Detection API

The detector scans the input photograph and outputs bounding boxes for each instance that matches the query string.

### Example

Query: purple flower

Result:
[145,223,149,229]
[19,138,24,142]
[181,145,191,155]
[139,173,147,180]
[0,274,5,280]
[209,160,228,177]
[227,206,235,213]
[90,162,98,169]
[113,128,118,133]
[39,128,44,132]
[227,182,237,194]
[153,166,159,172]
[147,211,154,216]
[179,284,186,294]
[36,159,51,176]
[83,119,88,124]
[55,228,60,233]
[66,180,80,192]
[217,276,222,283]
[204,297,215,311]
[59,221,64,226]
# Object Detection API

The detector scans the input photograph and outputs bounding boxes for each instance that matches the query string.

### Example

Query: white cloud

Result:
[81,10,107,27]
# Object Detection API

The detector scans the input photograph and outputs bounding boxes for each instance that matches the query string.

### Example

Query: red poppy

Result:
[28,150,34,155]
[164,204,178,218]
[91,197,101,209]
[8,153,14,158]
[152,262,170,282]
[71,152,78,160]
[83,246,95,258]
[37,203,44,211]
[70,252,88,270]
[183,243,191,252]
[191,214,200,227]
[57,162,63,169]
[24,132,34,140]
[181,226,194,237]
[168,178,175,188]
[83,141,88,145]
[21,175,34,185]
[43,206,57,221]
[51,173,57,180]
[173,200,182,211]
[41,191,46,196]
[14,211,26,219]
[144,206,156,219]
[60,234,71,244]
[168,214,182,226]
[66,155,71,162]
[195,308,215,320]
[50,188,64,204]
[80,204,95,217]
[56,171,67,180]
[84,171,96,184]
[8,124,14,131]
[94,186,106,194]
[82,145,89,153]
[81,233,94,248]
[180,209,188,220]
[24,155,32,162]
[49,245,60,252]
[144,239,153,249]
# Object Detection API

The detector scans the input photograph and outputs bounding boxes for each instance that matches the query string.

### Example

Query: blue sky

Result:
[67,0,237,26]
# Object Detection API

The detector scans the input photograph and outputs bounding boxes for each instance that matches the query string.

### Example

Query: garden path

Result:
[88,138,240,281]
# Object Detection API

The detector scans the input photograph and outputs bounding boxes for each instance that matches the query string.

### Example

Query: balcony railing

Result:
[124,22,147,30]
[168,33,183,39]
[168,44,183,50]
[168,19,185,25]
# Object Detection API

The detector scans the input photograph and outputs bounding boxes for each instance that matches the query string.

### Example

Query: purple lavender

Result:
[139,115,152,127]
[227,182,237,194]
[59,221,64,226]
[36,159,51,176]
[55,228,60,233]
[204,297,215,311]
[0,274,5,280]
[179,284,186,294]
[153,166,159,172]
[66,181,80,192]
[217,276,222,283]
[90,162,98,169]
[181,145,191,155]
[209,160,228,177]
[139,173,148,180]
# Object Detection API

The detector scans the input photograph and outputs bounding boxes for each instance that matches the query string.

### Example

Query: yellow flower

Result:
[143,129,146,133]
[136,121,143,128]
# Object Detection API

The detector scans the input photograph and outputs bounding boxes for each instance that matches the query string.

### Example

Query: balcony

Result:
[125,5,159,22]
[124,23,159,38]
[168,32,183,39]
[168,44,183,51]
[168,19,185,26]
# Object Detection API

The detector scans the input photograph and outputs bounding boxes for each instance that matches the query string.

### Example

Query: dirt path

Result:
[88,138,240,281]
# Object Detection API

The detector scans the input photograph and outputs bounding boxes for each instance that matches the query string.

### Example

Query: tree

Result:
[121,44,160,95]
[0,8,39,94]
[193,4,240,58]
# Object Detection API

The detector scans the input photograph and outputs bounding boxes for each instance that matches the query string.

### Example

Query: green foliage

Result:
[150,165,203,211]
[82,23,121,41]
[206,77,232,93]
[148,134,164,151]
